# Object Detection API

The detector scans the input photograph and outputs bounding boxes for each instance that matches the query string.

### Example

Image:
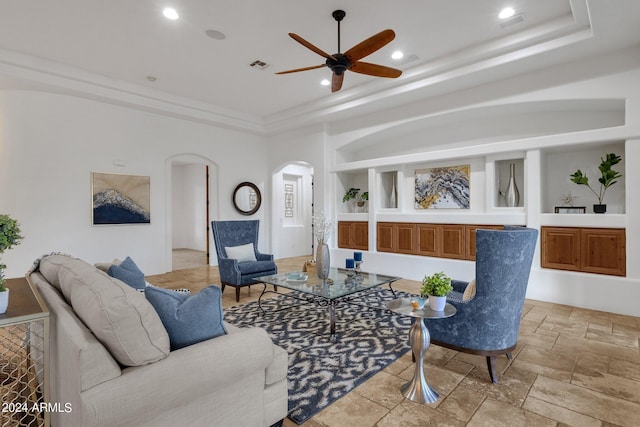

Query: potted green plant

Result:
[343,187,360,212]
[0,214,24,314]
[570,153,622,214]
[421,271,453,311]
[356,191,369,213]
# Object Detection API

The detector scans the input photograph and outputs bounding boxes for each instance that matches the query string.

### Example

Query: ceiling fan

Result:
[276,10,402,92]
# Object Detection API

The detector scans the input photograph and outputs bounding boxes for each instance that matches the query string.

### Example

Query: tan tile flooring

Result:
[147,256,640,426]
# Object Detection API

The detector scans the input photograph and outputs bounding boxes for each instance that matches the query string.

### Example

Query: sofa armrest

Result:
[82,327,276,424]
[451,279,469,293]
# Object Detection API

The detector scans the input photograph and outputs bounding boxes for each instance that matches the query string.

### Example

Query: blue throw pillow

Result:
[108,256,146,290]
[145,285,227,350]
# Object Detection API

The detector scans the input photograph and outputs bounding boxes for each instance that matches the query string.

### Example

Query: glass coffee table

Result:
[255,268,400,341]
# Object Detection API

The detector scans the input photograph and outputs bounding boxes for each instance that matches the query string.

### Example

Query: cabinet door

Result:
[541,227,581,271]
[377,222,395,252]
[352,222,369,250]
[465,225,503,260]
[440,225,466,259]
[416,224,438,256]
[395,223,417,254]
[580,228,626,276]
[337,221,353,249]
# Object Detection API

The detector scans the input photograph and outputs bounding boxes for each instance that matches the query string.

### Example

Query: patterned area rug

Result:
[224,288,413,424]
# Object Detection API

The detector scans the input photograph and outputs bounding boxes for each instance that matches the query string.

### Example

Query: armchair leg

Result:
[235,287,241,302]
[221,283,226,292]
[486,356,499,384]
[506,352,513,360]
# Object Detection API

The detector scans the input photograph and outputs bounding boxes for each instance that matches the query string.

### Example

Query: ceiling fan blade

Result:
[289,33,337,61]
[349,61,402,78]
[331,73,344,92]
[344,29,395,62]
[275,64,327,74]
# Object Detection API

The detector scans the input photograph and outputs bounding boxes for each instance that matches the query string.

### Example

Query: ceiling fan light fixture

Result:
[162,8,179,20]
[391,50,404,60]
[499,7,515,20]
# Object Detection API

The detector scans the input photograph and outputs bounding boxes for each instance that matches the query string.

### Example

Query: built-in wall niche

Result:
[495,159,525,208]
[379,171,398,209]
[541,142,625,214]
[337,171,369,213]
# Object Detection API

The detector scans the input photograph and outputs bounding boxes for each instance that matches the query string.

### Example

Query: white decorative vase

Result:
[505,163,520,207]
[316,243,330,280]
[389,175,397,208]
[0,288,9,314]
[428,294,446,311]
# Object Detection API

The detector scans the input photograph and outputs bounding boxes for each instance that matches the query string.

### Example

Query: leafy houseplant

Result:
[0,214,23,292]
[421,271,453,297]
[342,187,360,203]
[570,153,622,213]
[421,271,453,311]
[0,214,23,313]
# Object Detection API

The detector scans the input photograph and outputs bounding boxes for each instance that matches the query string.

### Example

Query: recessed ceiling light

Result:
[163,8,179,20]
[320,79,330,86]
[391,50,404,60]
[499,7,515,19]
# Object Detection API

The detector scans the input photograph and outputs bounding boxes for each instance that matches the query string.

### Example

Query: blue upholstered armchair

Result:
[211,220,278,302]
[423,226,538,383]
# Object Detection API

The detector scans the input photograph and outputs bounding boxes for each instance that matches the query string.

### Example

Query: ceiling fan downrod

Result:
[332,10,346,53]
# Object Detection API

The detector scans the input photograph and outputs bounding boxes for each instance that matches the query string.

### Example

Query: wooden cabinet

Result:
[440,225,466,259]
[378,222,493,261]
[376,222,417,253]
[541,226,625,276]
[416,224,438,256]
[465,225,504,260]
[337,221,368,250]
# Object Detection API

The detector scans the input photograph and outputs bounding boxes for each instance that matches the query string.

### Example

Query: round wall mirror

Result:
[233,182,261,215]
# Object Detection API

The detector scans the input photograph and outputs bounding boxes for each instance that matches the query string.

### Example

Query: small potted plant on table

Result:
[421,271,453,311]
[570,153,622,214]
[0,214,24,314]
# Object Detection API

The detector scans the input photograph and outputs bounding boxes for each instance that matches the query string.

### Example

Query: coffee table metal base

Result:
[401,319,439,403]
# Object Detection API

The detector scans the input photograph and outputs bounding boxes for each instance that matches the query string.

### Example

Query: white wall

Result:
[172,163,207,251]
[316,60,640,316]
[272,163,313,259]
[0,90,268,276]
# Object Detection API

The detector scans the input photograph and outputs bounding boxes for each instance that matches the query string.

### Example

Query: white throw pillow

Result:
[225,243,257,262]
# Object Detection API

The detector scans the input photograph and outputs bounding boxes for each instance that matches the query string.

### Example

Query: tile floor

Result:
[146,255,640,427]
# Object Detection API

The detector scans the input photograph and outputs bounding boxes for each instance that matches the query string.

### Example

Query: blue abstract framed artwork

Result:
[92,172,151,225]
[415,165,470,209]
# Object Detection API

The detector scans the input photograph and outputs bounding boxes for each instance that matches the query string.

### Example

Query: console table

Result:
[0,277,50,427]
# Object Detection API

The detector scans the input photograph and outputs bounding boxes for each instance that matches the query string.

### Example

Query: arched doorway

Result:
[271,162,314,259]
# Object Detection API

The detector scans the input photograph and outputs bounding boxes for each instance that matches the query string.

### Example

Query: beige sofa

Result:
[29,254,288,427]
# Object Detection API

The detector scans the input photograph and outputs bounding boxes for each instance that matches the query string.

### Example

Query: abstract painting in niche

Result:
[92,172,151,225]
[415,165,470,209]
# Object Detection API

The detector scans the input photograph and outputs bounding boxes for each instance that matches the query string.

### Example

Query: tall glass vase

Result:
[505,163,520,207]
[316,242,330,280]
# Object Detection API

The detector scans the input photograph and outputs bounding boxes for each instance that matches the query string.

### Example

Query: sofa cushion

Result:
[237,260,277,275]
[108,256,146,290]
[38,255,170,366]
[225,243,257,263]
[145,285,227,350]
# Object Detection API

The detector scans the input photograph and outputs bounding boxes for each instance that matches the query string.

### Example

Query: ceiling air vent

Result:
[249,60,270,70]
[500,13,525,29]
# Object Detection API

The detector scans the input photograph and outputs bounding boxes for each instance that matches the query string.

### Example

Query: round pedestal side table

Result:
[387,297,456,403]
